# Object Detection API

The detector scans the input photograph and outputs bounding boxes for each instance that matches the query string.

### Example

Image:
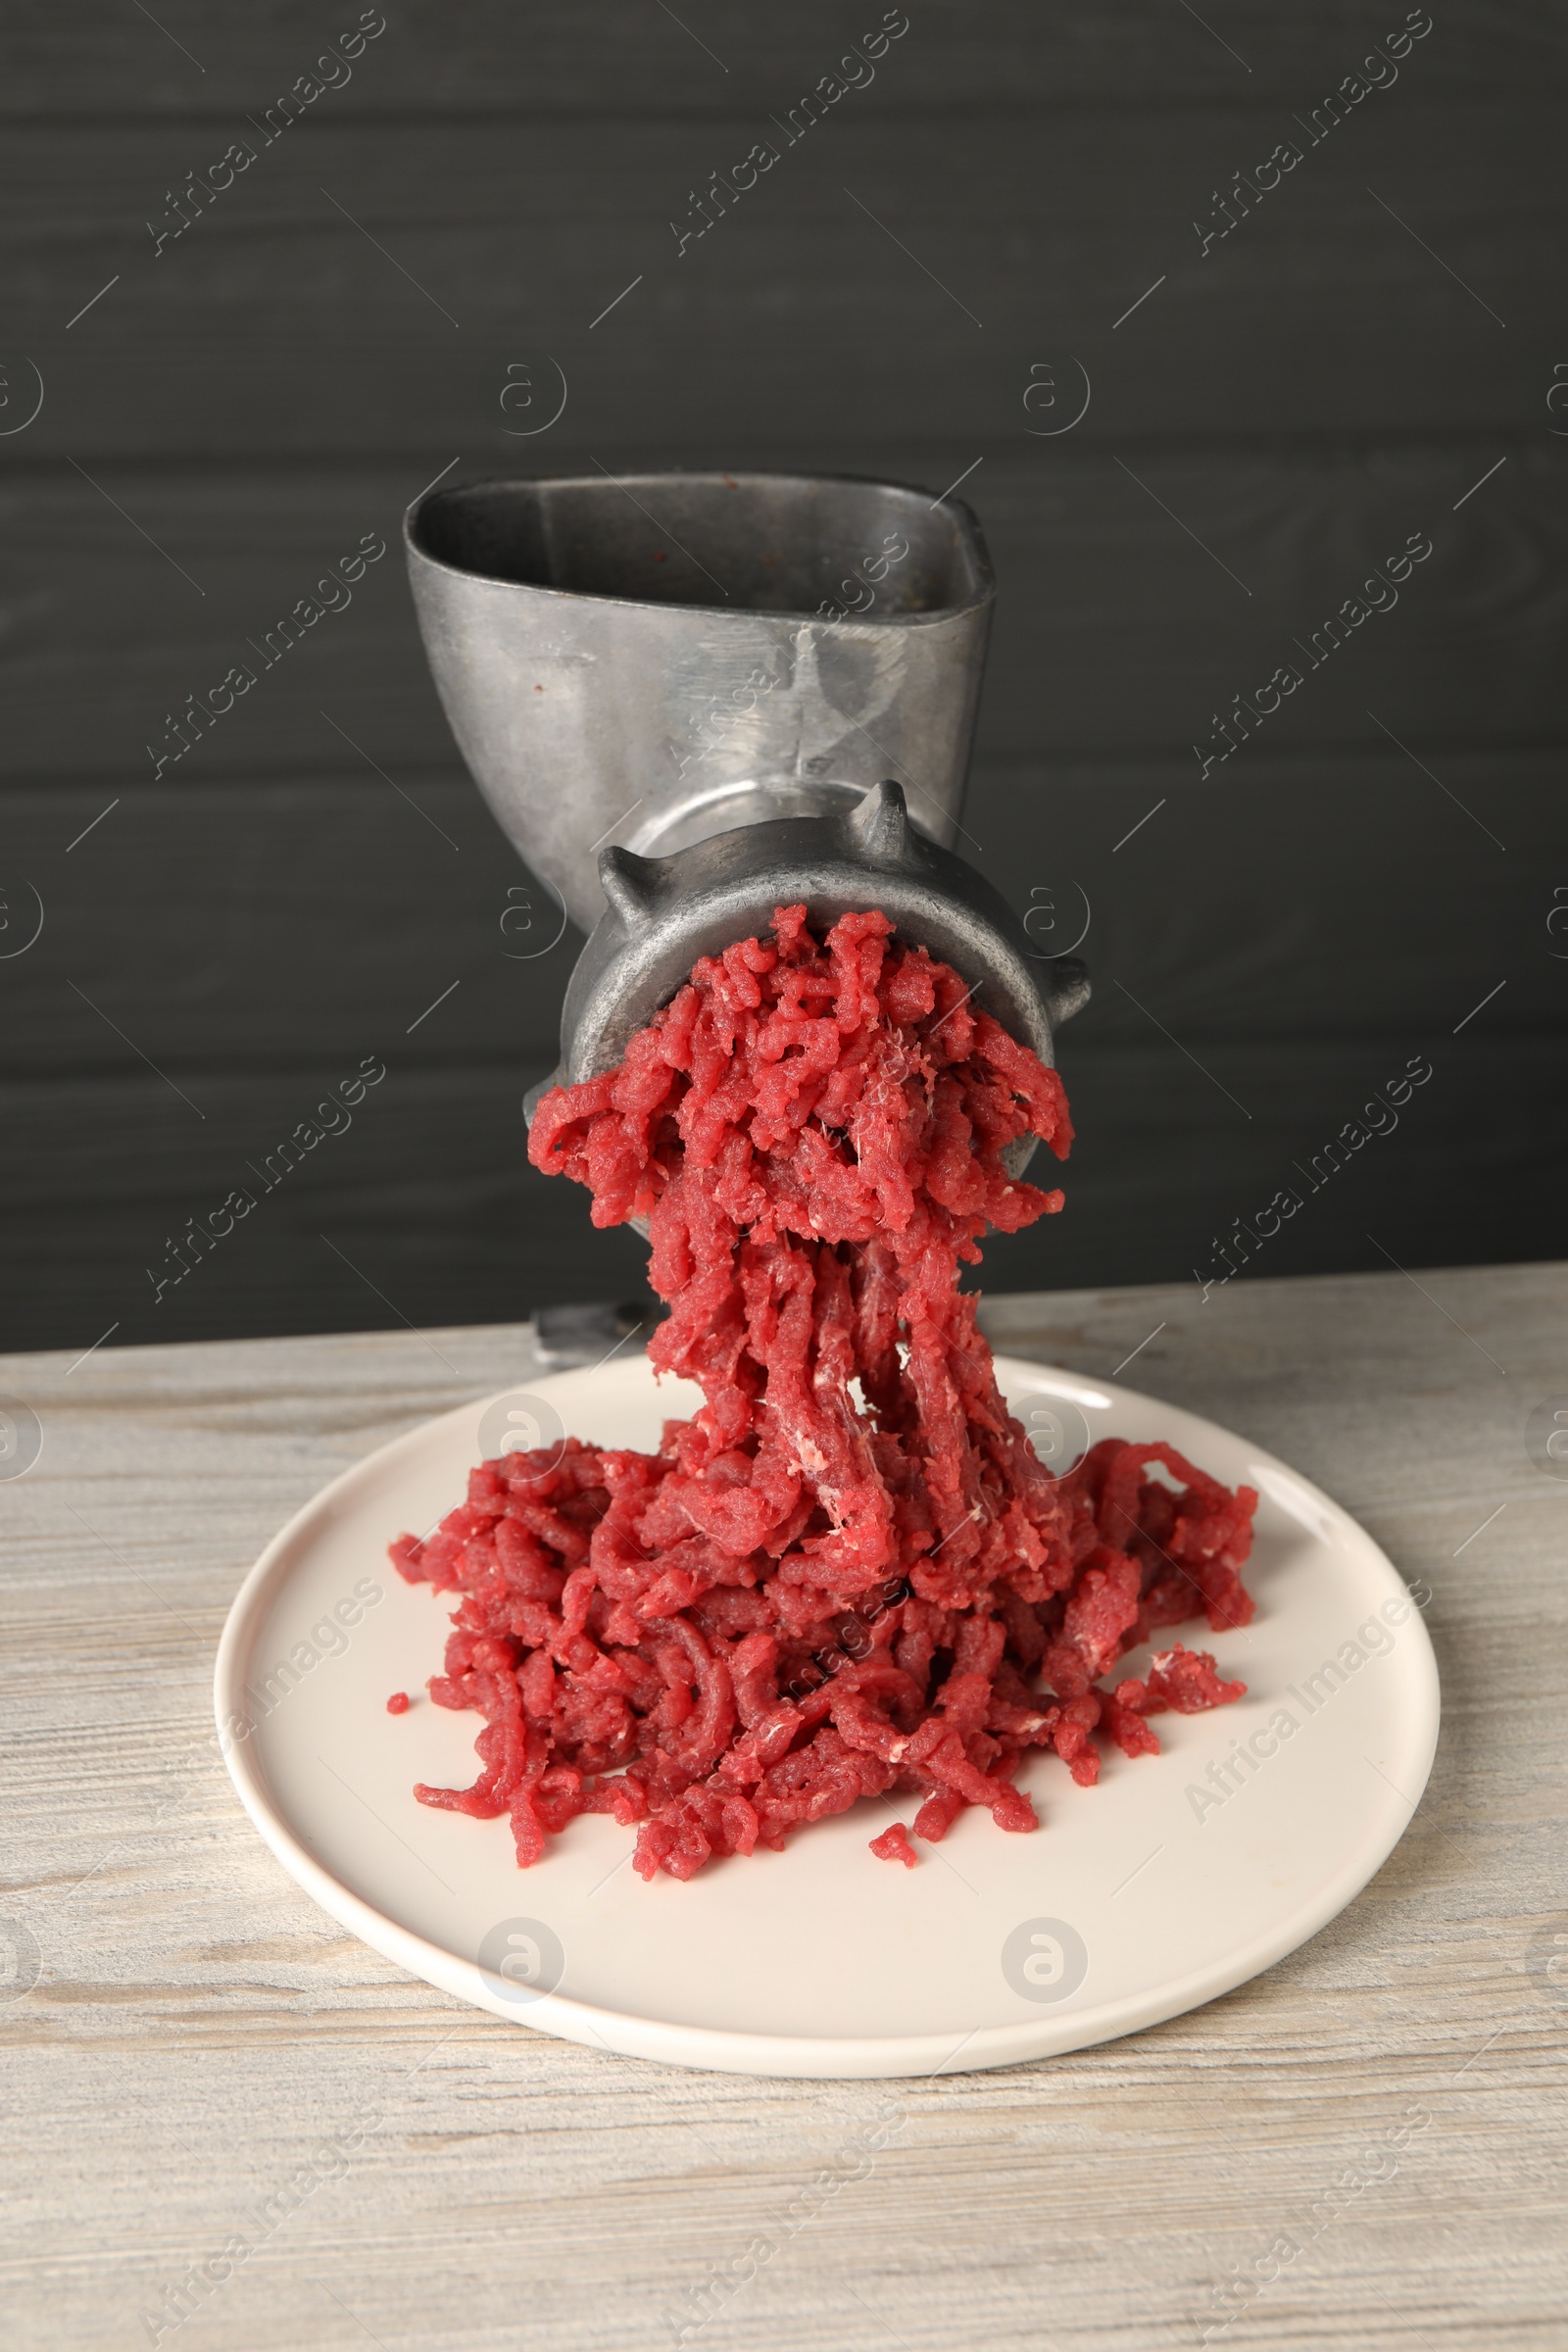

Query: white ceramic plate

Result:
[215,1354,1439,2079]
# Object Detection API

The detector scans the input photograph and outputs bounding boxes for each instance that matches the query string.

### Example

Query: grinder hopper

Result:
[405,469,1087,1176]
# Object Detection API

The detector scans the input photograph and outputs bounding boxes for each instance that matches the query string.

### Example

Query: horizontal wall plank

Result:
[4,4,1552,118]
[3,105,1555,452]
[0,774,577,1075]
[985,1027,1565,1307]
[0,750,1556,1077]
[0,1064,656,1358]
[0,1036,1556,1354]
[0,452,1562,790]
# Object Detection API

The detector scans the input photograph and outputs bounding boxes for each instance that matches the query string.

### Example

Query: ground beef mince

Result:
[391,907,1256,1881]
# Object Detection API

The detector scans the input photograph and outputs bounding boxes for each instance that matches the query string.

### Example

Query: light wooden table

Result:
[2,1264,1563,2352]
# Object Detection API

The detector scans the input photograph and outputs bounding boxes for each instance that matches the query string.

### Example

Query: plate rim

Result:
[214,1354,1442,2079]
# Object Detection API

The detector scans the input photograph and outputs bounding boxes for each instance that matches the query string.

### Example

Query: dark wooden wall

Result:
[3,1,1563,1354]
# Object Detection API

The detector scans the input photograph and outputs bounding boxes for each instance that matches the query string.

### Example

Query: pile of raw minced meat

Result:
[391,906,1256,1880]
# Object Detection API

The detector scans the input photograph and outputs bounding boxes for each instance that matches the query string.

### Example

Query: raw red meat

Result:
[391,906,1255,1880]
[869,1822,920,1868]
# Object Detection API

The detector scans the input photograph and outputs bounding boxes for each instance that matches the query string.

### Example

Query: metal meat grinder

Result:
[404,470,1088,1180]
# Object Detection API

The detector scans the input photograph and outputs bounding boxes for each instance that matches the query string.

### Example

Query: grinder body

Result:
[405,469,1087,1173]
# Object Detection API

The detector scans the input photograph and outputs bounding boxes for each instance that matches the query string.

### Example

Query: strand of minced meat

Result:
[390,906,1256,1880]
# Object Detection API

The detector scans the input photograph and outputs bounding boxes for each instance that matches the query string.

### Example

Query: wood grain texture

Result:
[3,1030,1563,1355]
[4,1,1555,115]
[0,451,1562,784]
[0,745,1555,1074]
[1,731,1558,1351]
[0,0,1560,1351]
[0,1265,1563,2350]
[3,99,1558,448]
